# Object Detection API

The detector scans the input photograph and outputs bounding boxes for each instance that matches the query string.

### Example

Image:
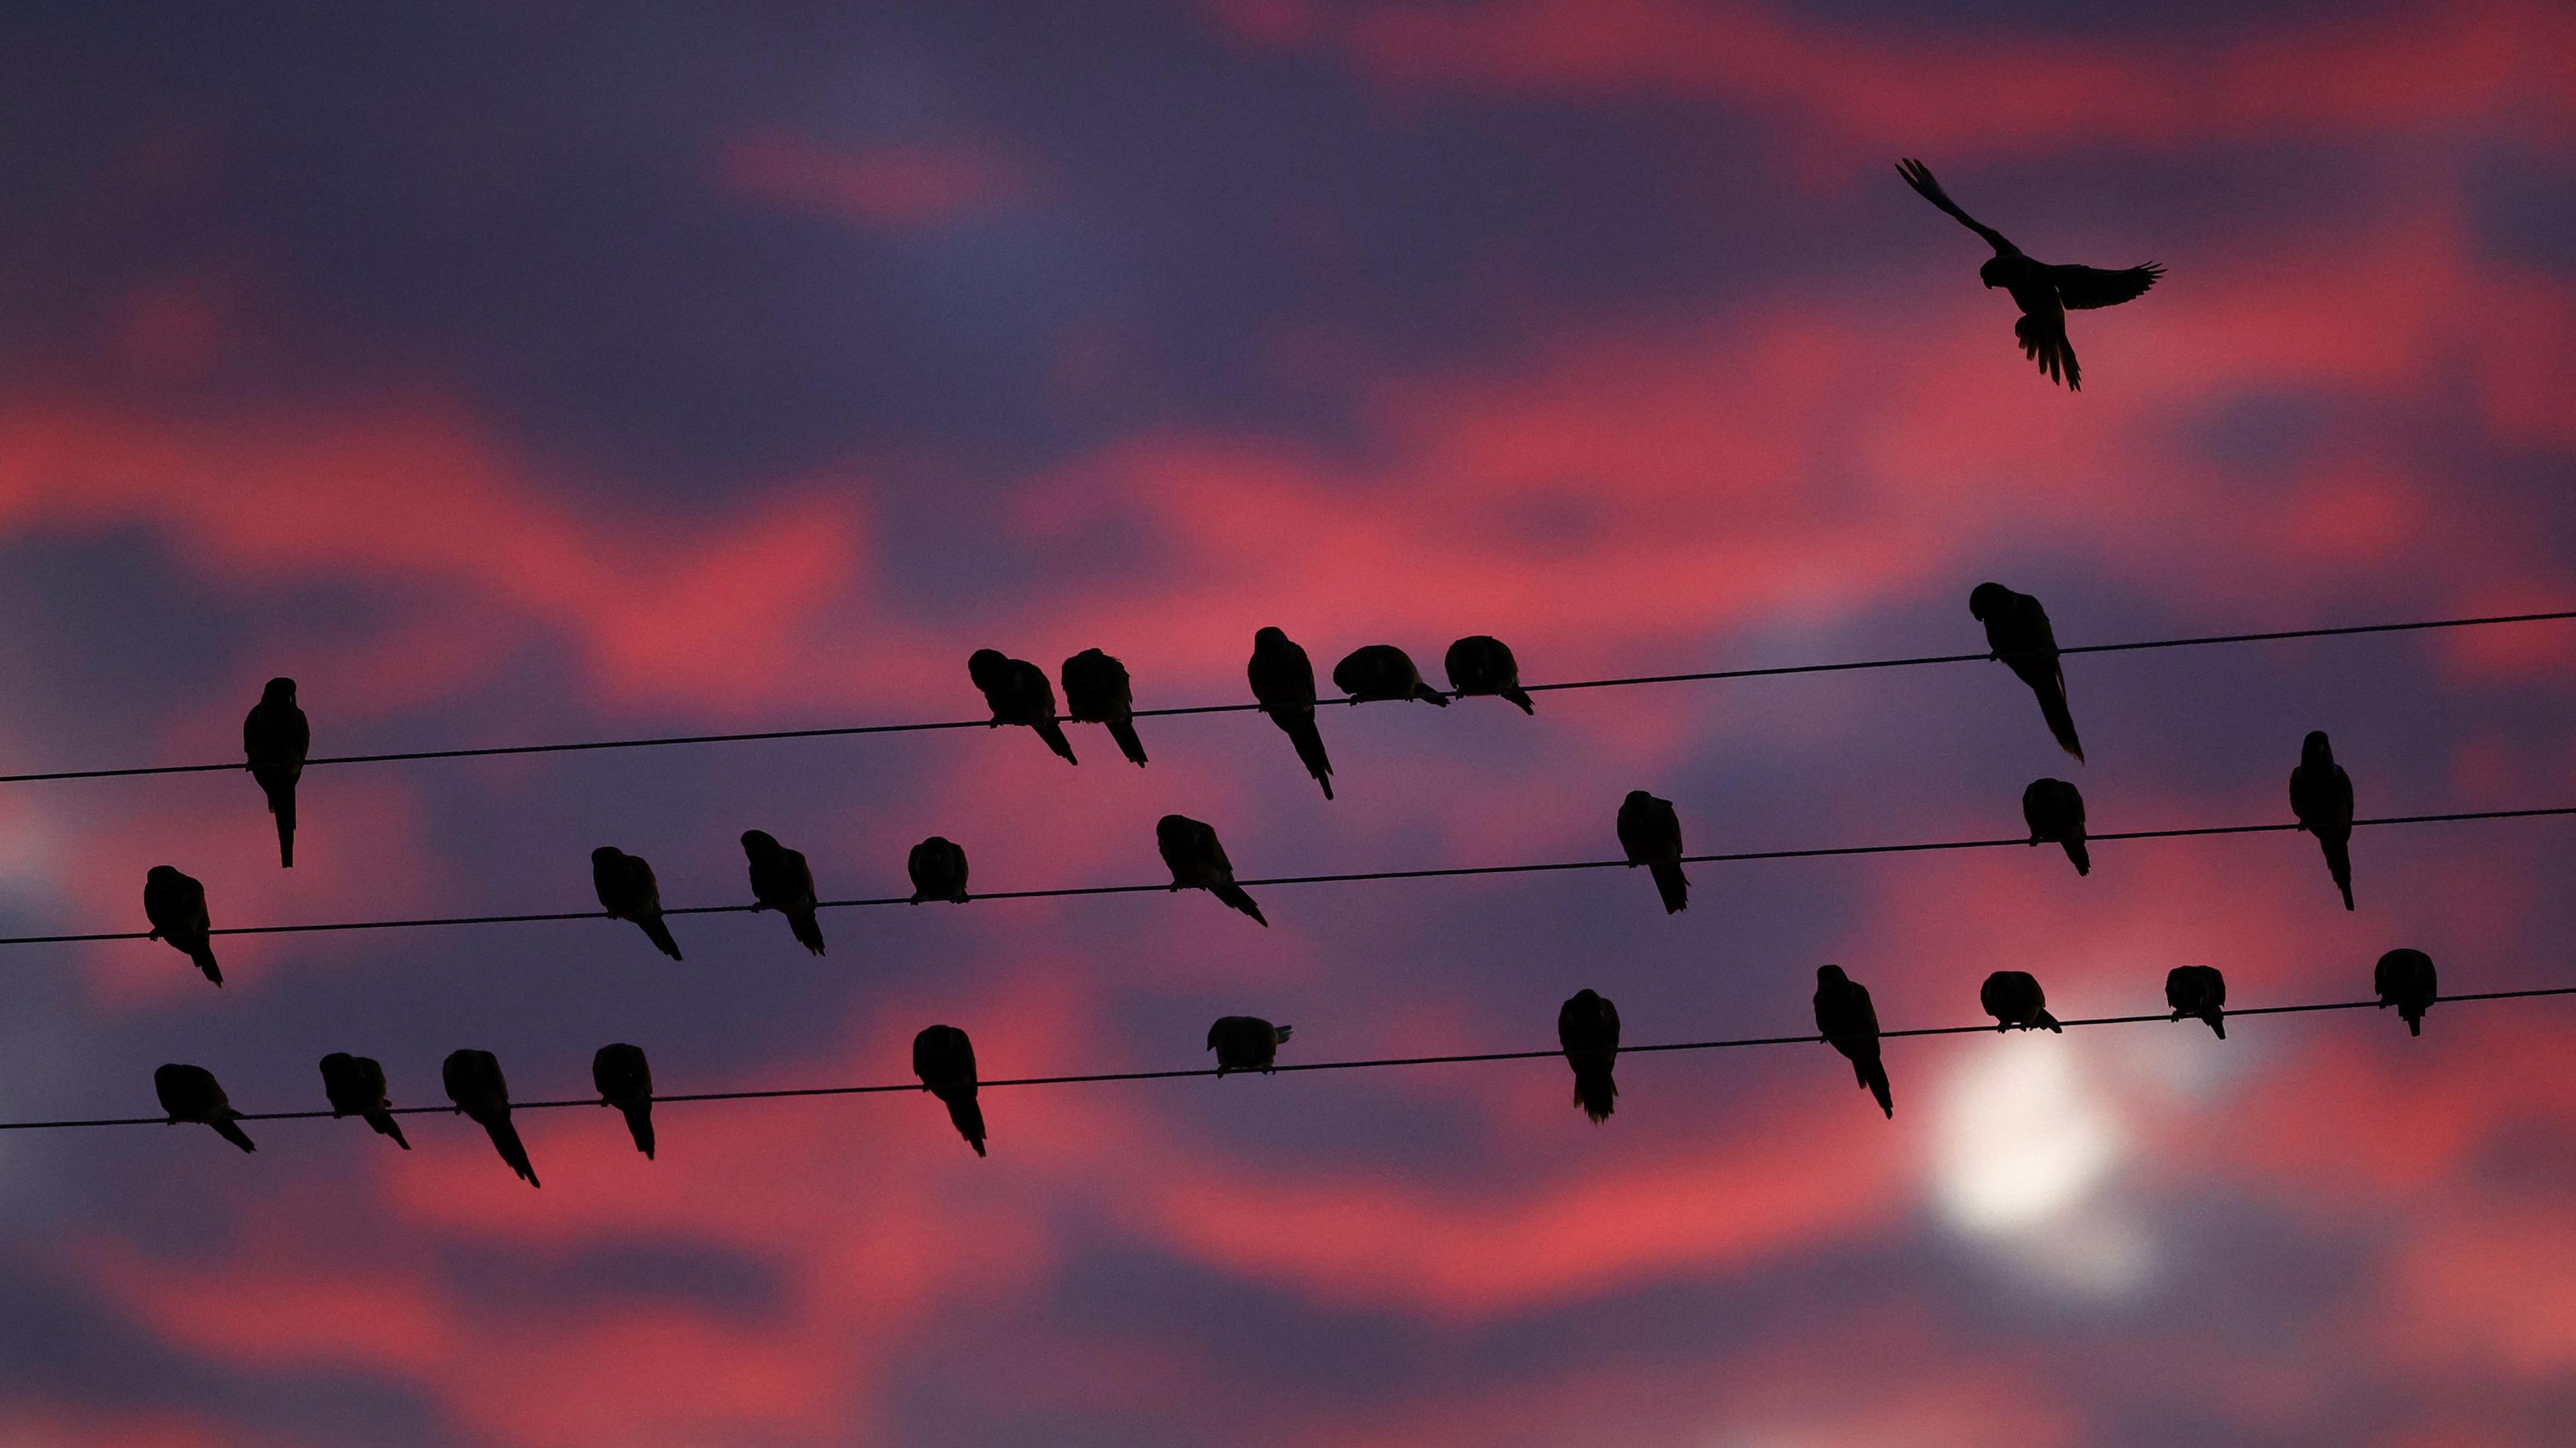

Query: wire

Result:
[4,608,2568,785]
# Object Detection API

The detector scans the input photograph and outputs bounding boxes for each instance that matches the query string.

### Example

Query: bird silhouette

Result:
[442,1048,538,1187]
[908,836,970,903]
[142,865,221,986]
[2290,731,2356,911]
[1615,790,1688,914]
[2375,948,2437,1037]
[1443,635,1535,714]
[1061,648,1148,767]
[592,846,682,960]
[1814,965,1893,1117]
[1896,158,2162,392]
[1208,1015,1293,1075]
[318,1052,409,1149]
[241,677,308,869]
[1155,814,1268,926]
[1248,627,1335,799]
[912,1024,986,1156]
[2164,965,2227,1039]
[1332,645,1449,707]
[968,649,1077,765]
[1556,989,1621,1123]
[2022,777,2090,876]
[1971,582,2083,761]
[741,830,825,956]
[592,1042,656,1160]
[1980,970,2062,1032]
[155,1064,254,1152]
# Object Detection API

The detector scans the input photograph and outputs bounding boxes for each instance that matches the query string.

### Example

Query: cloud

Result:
[717,130,1030,229]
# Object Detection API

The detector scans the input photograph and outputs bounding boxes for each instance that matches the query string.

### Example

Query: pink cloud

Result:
[718,129,1028,228]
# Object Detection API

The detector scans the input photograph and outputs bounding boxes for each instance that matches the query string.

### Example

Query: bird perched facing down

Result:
[592,1042,656,1160]
[241,677,309,869]
[2022,777,2090,876]
[318,1052,409,1149]
[912,1025,985,1157]
[592,846,682,960]
[2290,731,2356,911]
[1332,645,1449,707]
[1970,583,2084,761]
[1556,989,1621,1123]
[907,836,970,903]
[967,649,1077,765]
[1061,648,1149,767]
[1814,966,1893,1117]
[142,865,221,986]
[443,1048,538,1187]
[155,1064,254,1153]
[2164,965,2227,1039]
[1155,814,1268,926]
[1208,1016,1293,1075]
[741,830,825,956]
[2375,948,2437,1037]
[1615,790,1689,914]
[1444,635,1535,714]
[1895,158,2162,392]
[1980,970,2063,1032]
[1248,627,1335,799]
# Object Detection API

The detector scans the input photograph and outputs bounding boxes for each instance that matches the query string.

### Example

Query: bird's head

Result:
[2302,730,2334,765]
[1568,987,1602,1007]
[1621,789,1656,810]
[1154,814,1196,846]
[590,846,624,867]
[146,864,184,887]
[1967,581,2014,620]
[262,677,297,704]
[1253,626,1288,650]
[739,829,777,854]
[967,649,1009,687]
[1978,257,2010,289]
[1816,964,1847,985]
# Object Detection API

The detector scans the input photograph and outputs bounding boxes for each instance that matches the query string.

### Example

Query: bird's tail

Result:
[262,777,298,868]
[788,905,826,956]
[619,1102,657,1160]
[483,1117,540,1186]
[189,941,223,987]
[2404,1005,2426,1038]
[2037,1009,2063,1034]
[2036,683,2084,761]
[2320,832,2354,911]
[1212,881,1269,928]
[213,1117,256,1154]
[1650,860,1689,914]
[1571,1063,1617,1123]
[2064,838,2091,877]
[1411,683,1450,707]
[2015,315,2080,391]
[1283,716,1335,799]
[641,916,684,962]
[1856,1057,1894,1118]
[366,1109,411,1150]
[2202,1011,2226,1041]
[1036,720,1079,765]
[1502,685,1535,716]
[943,1093,987,1157]
[1108,718,1148,767]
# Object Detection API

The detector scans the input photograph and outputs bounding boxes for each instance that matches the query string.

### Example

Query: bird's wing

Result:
[2049,262,2163,309]
[1896,158,2015,256]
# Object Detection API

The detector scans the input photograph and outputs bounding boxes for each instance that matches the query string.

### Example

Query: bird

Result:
[908,836,970,903]
[154,1064,254,1153]
[1980,970,2062,1032]
[1061,648,1149,767]
[967,649,1077,765]
[1155,814,1267,926]
[1208,1016,1293,1075]
[741,830,825,956]
[318,1052,409,1149]
[1615,790,1688,914]
[1556,989,1621,1123]
[442,1048,538,1187]
[1444,635,1535,714]
[142,865,221,986]
[1248,627,1335,799]
[912,1025,986,1157]
[2164,965,2227,1039]
[1895,157,2162,392]
[592,1042,656,1160]
[592,846,682,960]
[2375,948,2437,1037]
[2022,777,2090,876]
[1970,582,2084,761]
[241,676,309,869]
[1814,965,1893,1117]
[2290,731,2356,911]
[1332,645,1450,707]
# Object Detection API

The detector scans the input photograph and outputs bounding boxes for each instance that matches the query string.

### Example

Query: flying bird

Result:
[318,1052,409,1149]
[2374,948,2437,1037]
[1980,969,2062,1032]
[908,836,970,903]
[1332,645,1449,707]
[1970,583,2083,761]
[1208,1015,1293,1075]
[1061,648,1149,767]
[1615,790,1688,914]
[592,846,682,960]
[741,830,825,956]
[968,649,1077,765]
[1443,634,1535,714]
[241,676,309,869]
[154,1064,254,1153]
[2164,965,2227,1039]
[2022,777,2090,876]
[912,1024,986,1157]
[1814,965,1893,1117]
[2290,730,2356,911]
[1556,989,1621,1123]
[443,1048,539,1187]
[142,865,221,986]
[1248,627,1335,799]
[592,1042,656,1160]
[1895,157,2162,392]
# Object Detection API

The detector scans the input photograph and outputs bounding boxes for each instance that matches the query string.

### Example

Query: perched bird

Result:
[1556,989,1621,1123]
[1814,965,1893,1118]
[592,1042,656,1160]
[1332,645,1449,707]
[1061,648,1148,767]
[2375,948,2437,1037]
[1208,1015,1293,1076]
[912,1024,986,1157]
[318,1052,409,1149]
[241,677,309,869]
[154,1064,254,1153]
[2290,731,2357,911]
[2022,777,2090,877]
[1155,814,1267,926]
[592,846,682,960]
[967,649,1077,765]
[1443,635,1535,714]
[1980,970,2062,1032]
[741,830,825,956]
[1248,627,1335,799]
[1896,158,2162,392]
[1970,582,2084,761]
[908,836,970,903]
[1615,790,1688,914]
[142,865,221,986]
[442,1048,539,1187]
[2164,965,2227,1039]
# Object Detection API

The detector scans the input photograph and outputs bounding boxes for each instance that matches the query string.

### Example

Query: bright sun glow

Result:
[1930,1038,2122,1232]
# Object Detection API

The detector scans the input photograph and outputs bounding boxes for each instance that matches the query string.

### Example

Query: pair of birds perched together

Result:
[585,834,830,963]
[1552,971,1894,1124]
[902,1015,1297,1160]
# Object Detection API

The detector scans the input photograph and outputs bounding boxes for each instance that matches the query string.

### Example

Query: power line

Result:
[3,804,2568,950]
[4,608,2567,786]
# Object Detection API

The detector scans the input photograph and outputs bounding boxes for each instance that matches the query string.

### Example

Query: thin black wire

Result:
[5,985,2567,1133]
[5,608,2567,785]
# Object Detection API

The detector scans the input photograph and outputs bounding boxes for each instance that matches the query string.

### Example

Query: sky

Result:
[3,1,2575,1444]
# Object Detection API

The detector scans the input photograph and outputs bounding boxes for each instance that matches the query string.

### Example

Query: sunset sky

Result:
[5,3,2576,1445]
